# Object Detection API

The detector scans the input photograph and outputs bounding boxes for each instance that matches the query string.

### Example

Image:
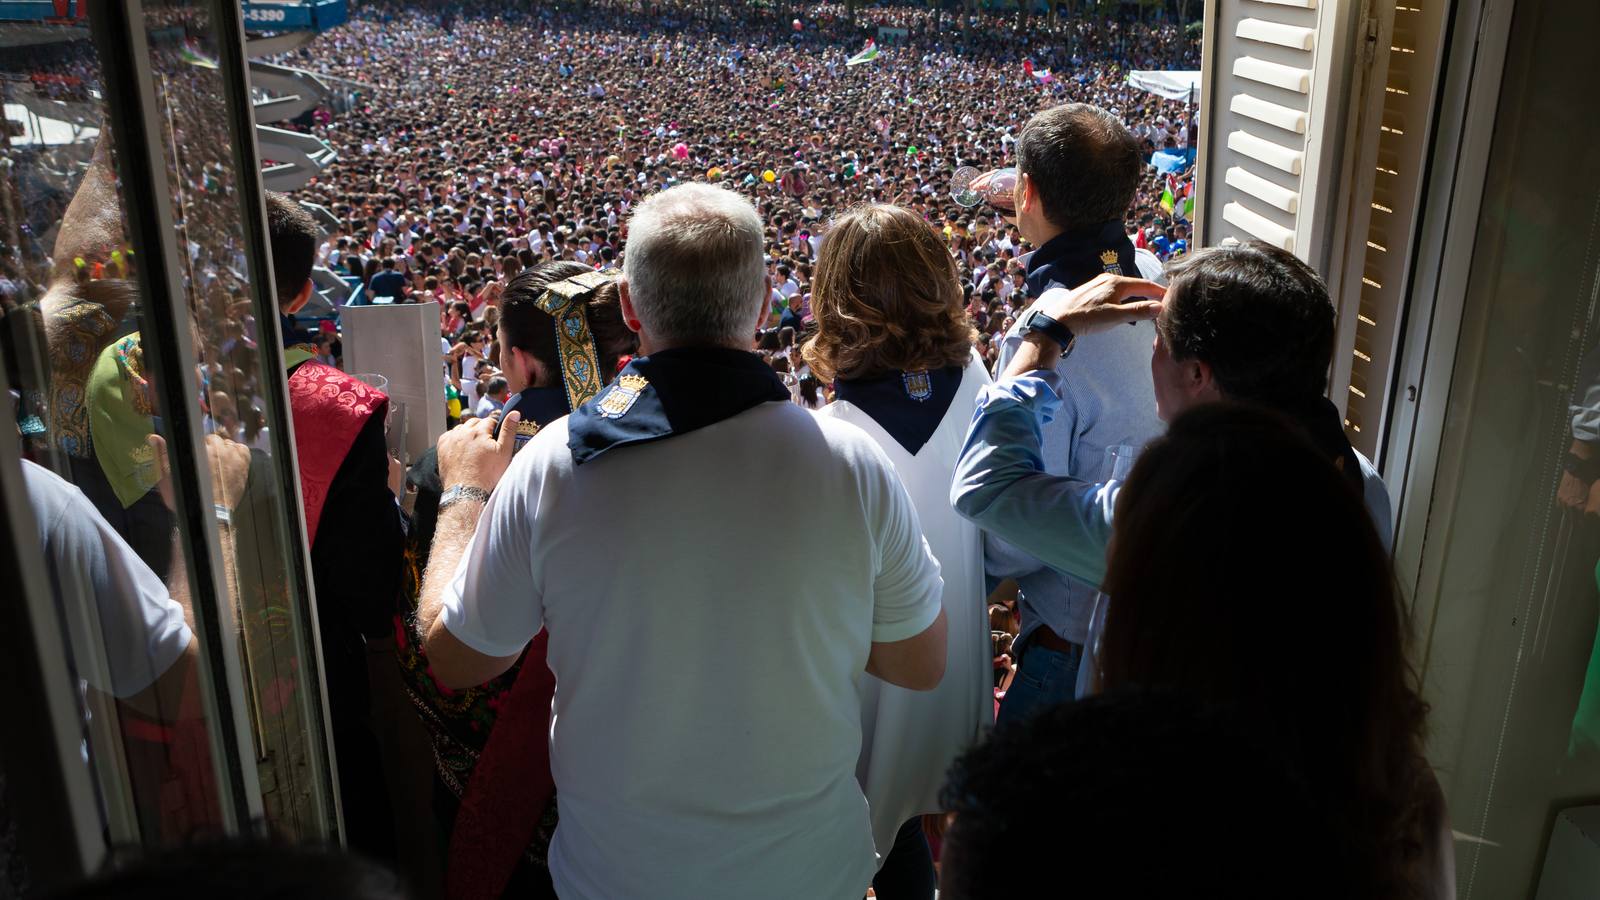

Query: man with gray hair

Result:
[415,183,948,899]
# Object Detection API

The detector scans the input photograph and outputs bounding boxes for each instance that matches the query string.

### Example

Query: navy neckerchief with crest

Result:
[1025,219,1138,297]
[503,386,571,428]
[568,347,789,465]
[832,365,964,456]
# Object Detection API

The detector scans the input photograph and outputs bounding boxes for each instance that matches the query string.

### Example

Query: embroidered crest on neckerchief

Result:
[1099,249,1123,275]
[598,373,649,418]
[902,370,933,402]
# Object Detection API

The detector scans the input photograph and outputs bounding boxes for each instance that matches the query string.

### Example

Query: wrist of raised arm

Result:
[417,500,487,634]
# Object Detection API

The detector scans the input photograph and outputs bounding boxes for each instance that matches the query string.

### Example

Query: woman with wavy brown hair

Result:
[804,204,991,900]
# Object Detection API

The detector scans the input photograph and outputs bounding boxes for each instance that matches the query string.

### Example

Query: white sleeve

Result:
[28,462,192,698]
[863,450,944,643]
[438,454,543,658]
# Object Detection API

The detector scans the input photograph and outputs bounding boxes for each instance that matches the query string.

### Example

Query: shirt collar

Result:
[1025,220,1137,296]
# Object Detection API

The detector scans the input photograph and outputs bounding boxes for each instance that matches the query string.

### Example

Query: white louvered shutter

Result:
[1325,0,1451,461]
[1194,0,1364,270]
[1194,0,1450,463]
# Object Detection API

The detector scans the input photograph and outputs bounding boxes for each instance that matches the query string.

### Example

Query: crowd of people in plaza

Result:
[276,0,1197,378]
[2,3,1459,900]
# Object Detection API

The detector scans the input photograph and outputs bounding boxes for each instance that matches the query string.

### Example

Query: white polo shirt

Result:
[441,401,943,900]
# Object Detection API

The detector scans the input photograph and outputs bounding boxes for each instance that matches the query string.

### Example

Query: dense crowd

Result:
[280,0,1196,376]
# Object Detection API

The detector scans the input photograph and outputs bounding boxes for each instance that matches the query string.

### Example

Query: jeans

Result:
[995,640,1084,729]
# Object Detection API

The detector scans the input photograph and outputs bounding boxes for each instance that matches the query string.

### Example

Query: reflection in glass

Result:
[0,18,225,846]
[136,0,334,841]
[1415,0,1600,893]
[0,2,338,854]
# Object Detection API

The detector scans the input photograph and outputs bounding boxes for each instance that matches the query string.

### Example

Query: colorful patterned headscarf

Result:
[532,269,617,413]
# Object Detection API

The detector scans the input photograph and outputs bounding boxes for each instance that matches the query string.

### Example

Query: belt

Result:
[1027,627,1081,655]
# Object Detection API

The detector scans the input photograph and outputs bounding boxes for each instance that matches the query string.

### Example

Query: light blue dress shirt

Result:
[984,320,1162,649]
[954,370,1122,591]
[955,370,1396,698]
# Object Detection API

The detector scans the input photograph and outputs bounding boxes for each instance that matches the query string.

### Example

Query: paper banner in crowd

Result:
[1023,60,1053,84]
[1126,70,1203,102]
[846,39,879,67]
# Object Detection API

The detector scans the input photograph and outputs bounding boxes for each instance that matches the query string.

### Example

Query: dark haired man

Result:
[939,690,1335,900]
[473,376,510,419]
[983,102,1166,726]
[405,261,639,574]
[953,243,1393,628]
[266,192,407,863]
[369,256,407,303]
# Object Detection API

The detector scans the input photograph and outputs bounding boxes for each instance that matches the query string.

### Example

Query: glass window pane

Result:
[0,16,227,846]
[136,0,335,841]
[1417,0,1600,894]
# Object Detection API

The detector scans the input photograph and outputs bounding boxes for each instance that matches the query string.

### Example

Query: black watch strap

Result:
[1025,310,1075,352]
[1566,451,1600,483]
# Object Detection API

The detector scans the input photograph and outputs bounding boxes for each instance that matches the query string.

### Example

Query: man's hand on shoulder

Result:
[1034,273,1165,337]
[438,409,520,494]
[1002,274,1166,379]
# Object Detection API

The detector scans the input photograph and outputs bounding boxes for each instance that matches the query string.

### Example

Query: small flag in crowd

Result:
[846,39,879,67]
[180,42,218,69]
[1160,176,1196,218]
[1023,59,1053,83]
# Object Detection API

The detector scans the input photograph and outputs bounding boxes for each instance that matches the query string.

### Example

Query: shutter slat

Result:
[1228,129,1306,175]
[1237,17,1317,51]
[1223,201,1297,251]
[1231,92,1309,133]
[1233,55,1313,93]
[1226,166,1301,212]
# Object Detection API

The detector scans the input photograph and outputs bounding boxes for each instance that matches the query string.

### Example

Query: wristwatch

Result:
[1023,309,1075,353]
[439,484,492,512]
